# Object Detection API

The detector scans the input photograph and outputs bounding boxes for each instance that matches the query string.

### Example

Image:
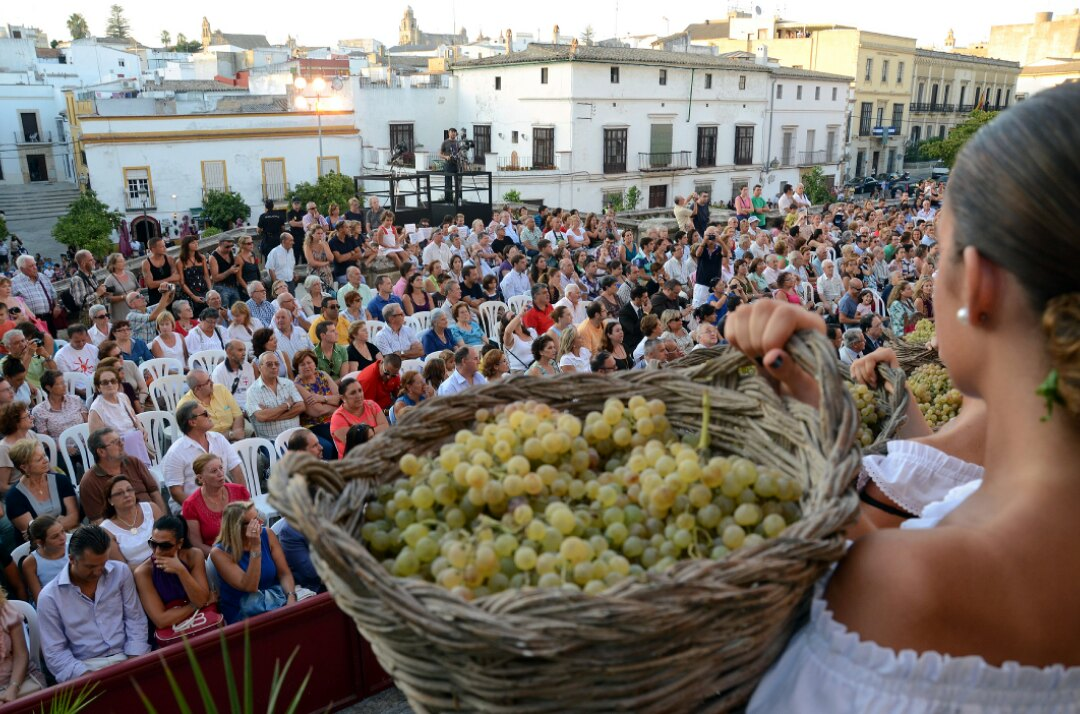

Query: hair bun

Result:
[1043,293,1080,418]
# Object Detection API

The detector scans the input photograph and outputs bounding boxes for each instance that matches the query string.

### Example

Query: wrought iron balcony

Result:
[14,130,53,144]
[638,151,691,171]
[798,150,827,166]
[124,189,156,211]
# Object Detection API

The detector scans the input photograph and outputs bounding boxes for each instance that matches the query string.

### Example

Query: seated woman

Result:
[88,360,152,467]
[20,514,68,603]
[448,302,485,347]
[330,378,389,458]
[292,350,340,460]
[0,576,44,702]
[182,454,251,556]
[389,370,431,425]
[3,439,78,542]
[421,310,457,357]
[134,515,215,638]
[108,320,153,365]
[210,501,297,625]
[101,474,163,568]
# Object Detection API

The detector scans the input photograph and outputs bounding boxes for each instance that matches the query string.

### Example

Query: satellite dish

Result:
[755,5,762,15]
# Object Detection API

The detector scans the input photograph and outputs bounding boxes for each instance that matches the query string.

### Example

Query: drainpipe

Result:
[687,68,695,122]
[763,73,776,180]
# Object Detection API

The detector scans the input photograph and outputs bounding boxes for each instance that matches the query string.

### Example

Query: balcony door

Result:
[20,112,40,142]
[650,124,673,168]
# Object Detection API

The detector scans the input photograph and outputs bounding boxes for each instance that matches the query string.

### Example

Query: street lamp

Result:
[294,75,344,167]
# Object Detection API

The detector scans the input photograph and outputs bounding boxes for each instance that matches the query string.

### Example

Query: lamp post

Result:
[294,76,344,172]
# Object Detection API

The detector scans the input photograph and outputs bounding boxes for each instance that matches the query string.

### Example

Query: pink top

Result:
[181,482,251,546]
[0,602,42,687]
[330,401,382,457]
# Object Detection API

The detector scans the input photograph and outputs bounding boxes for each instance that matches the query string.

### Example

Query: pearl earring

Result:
[956,306,970,325]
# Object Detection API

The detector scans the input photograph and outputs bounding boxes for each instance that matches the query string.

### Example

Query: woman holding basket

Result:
[745,83,1080,711]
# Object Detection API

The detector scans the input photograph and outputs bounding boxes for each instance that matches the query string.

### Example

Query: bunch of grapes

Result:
[362,397,803,600]
[846,382,886,447]
[905,319,936,346]
[909,364,963,428]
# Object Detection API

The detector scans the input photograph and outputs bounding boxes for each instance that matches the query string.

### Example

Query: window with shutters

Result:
[472,125,491,161]
[734,125,754,166]
[881,60,889,83]
[897,61,904,83]
[876,106,885,129]
[826,129,837,162]
[776,83,783,99]
[796,85,803,100]
[696,126,717,167]
[815,86,821,100]
[610,67,620,83]
[738,75,745,90]
[659,69,667,85]
[832,86,838,101]
[781,130,795,166]
[318,156,339,177]
[648,185,668,209]
[859,102,873,136]
[891,103,903,129]
[603,128,627,173]
[123,167,154,209]
[495,76,502,90]
[200,160,227,195]
[540,68,548,84]
[260,158,287,202]
[705,73,713,89]
[532,127,554,168]
[865,58,873,81]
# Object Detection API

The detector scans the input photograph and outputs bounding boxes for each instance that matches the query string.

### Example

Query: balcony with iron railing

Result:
[603,159,627,174]
[14,130,53,144]
[957,103,974,113]
[201,185,230,200]
[495,154,557,171]
[798,150,828,166]
[910,102,930,113]
[124,189,156,211]
[262,182,291,202]
[638,150,692,171]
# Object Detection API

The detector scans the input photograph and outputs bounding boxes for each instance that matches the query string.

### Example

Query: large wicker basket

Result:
[886,331,943,374]
[270,331,862,713]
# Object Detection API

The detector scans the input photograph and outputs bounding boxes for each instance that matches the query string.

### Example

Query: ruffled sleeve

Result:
[858,440,984,516]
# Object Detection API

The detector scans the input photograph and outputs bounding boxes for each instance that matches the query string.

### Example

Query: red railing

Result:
[2,593,393,714]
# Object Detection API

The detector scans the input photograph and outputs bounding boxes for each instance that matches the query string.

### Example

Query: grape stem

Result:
[697,392,711,453]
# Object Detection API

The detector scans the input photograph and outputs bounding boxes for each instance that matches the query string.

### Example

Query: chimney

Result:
[570,38,579,56]
[553,25,560,45]
[505,29,513,53]
[1035,11,1054,22]
[756,43,769,65]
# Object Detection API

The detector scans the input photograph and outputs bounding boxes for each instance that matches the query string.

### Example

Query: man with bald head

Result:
[245,351,305,441]
[273,308,313,363]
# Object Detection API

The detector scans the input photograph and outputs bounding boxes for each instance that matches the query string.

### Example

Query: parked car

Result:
[930,166,950,181]
[843,176,880,195]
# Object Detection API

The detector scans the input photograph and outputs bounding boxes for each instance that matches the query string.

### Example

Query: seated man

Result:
[53,324,98,375]
[245,352,305,441]
[161,401,245,511]
[177,369,246,442]
[80,427,167,523]
[37,525,150,682]
[275,431,325,594]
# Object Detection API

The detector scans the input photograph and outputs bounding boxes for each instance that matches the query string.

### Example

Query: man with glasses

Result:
[273,308,313,364]
[246,352,305,441]
[355,352,403,410]
[87,304,111,346]
[0,327,54,389]
[590,351,618,374]
[80,427,166,523]
[161,400,245,511]
[124,288,171,343]
[38,525,150,682]
[245,281,276,326]
[307,297,350,347]
[178,369,246,442]
[11,254,62,334]
[374,304,423,359]
[212,340,256,408]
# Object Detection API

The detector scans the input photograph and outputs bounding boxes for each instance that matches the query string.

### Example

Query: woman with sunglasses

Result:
[88,362,152,466]
[211,501,296,624]
[101,474,162,568]
[235,236,262,300]
[134,515,215,633]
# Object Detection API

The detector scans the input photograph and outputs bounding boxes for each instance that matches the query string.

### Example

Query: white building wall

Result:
[64,42,142,85]
[81,111,361,225]
[766,74,848,197]
[0,83,72,184]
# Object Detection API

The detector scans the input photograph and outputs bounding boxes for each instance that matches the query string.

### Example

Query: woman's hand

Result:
[849,348,900,390]
[155,553,187,576]
[723,301,825,407]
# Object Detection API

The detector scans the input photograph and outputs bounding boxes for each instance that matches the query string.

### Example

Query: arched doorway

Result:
[130,216,161,243]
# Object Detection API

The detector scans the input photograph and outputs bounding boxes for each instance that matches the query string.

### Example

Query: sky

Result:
[9,0,1080,50]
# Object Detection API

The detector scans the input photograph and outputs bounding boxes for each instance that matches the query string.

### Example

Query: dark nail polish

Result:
[769,356,784,370]
[754,356,765,366]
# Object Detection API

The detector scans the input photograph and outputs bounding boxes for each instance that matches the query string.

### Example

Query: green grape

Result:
[514,545,538,571]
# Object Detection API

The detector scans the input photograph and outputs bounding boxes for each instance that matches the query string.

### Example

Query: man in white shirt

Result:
[274,292,311,330]
[245,352,305,441]
[184,308,229,354]
[161,400,244,511]
[793,183,812,210]
[663,244,690,286]
[273,309,313,362]
[437,346,486,396]
[54,324,98,375]
[915,199,937,222]
[87,305,111,346]
[336,266,373,311]
[554,284,588,324]
[838,328,866,366]
[777,185,795,214]
[374,304,423,359]
[421,229,453,269]
[499,254,531,299]
[266,232,296,291]
[212,340,256,408]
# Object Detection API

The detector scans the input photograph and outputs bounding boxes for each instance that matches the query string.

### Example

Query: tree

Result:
[67,13,89,40]
[201,190,251,230]
[581,26,595,46]
[920,110,1000,168]
[52,190,122,258]
[160,30,171,47]
[105,5,131,39]
[289,172,357,217]
[800,167,834,205]
[0,214,9,244]
[624,186,642,211]
[173,33,202,53]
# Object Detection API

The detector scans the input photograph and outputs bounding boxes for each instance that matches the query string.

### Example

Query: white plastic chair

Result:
[365,320,387,342]
[148,375,189,413]
[188,349,227,374]
[58,423,92,488]
[867,288,887,317]
[274,426,308,457]
[478,301,508,346]
[826,247,837,262]
[6,599,40,668]
[53,339,69,354]
[232,437,278,521]
[35,433,58,472]
[140,357,183,384]
[271,518,288,535]
[11,541,32,566]
[401,358,425,374]
[137,410,180,484]
[341,370,361,382]
[205,553,221,593]
[65,372,94,408]
[507,294,532,315]
[405,312,431,334]
[797,282,815,307]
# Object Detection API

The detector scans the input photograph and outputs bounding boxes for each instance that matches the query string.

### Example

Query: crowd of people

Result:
[0,172,945,698]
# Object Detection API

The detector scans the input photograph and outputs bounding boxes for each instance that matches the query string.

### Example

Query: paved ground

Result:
[338,687,413,713]
[5,217,66,262]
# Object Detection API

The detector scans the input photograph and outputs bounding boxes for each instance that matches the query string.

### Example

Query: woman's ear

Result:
[962,246,1002,326]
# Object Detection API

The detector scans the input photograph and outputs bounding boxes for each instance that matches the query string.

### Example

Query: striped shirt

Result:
[245,377,302,440]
